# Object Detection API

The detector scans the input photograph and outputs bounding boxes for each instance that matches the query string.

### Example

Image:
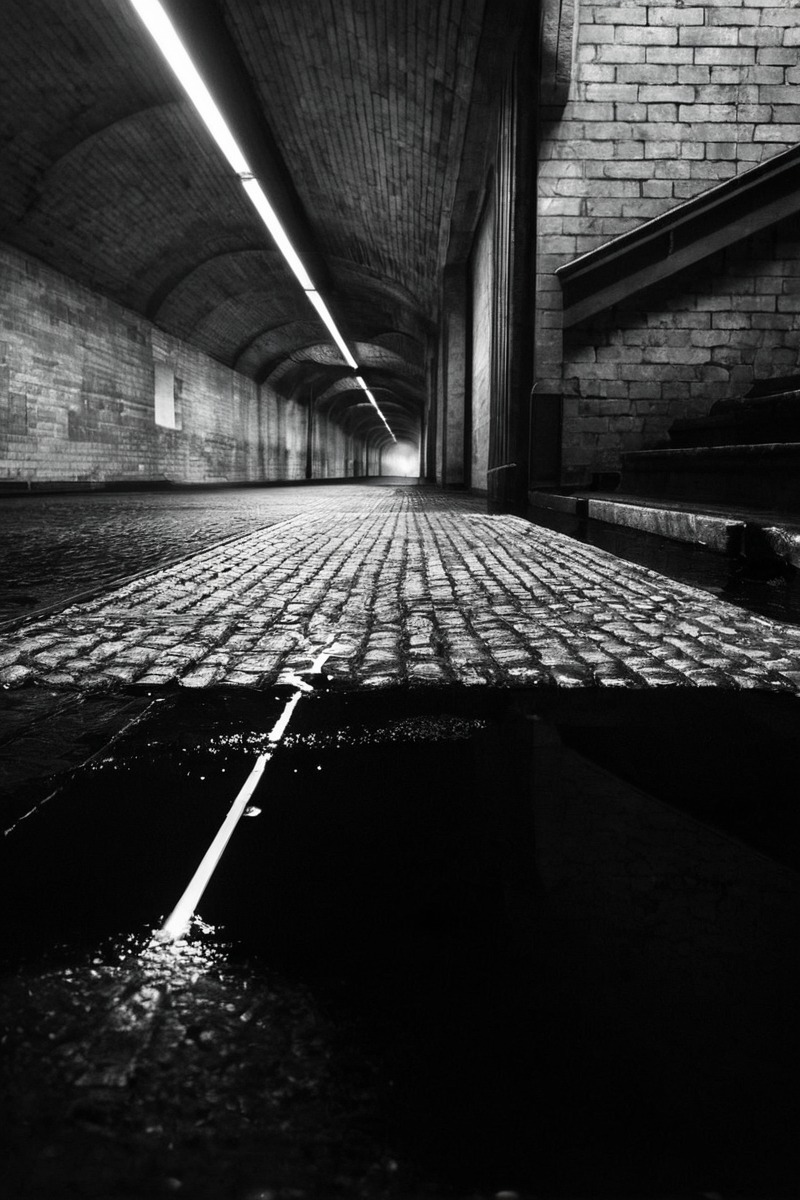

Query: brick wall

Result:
[561,219,800,480]
[540,1,800,263]
[535,1,800,480]
[0,242,358,487]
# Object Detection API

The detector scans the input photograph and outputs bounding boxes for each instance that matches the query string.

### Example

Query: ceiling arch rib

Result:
[12,99,267,312]
[162,283,305,354]
[317,382,422,421]
[325,259,434,344]
[9,100,180,225]
[0,0,179,232]
[316,383,423,448]
[243,326,340,383]
[146,244,287,324]
[189,293,311,367]
[262,344,424,392]
[231,322,323,370]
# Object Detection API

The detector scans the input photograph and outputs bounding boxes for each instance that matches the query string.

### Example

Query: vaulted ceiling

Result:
[0,0,524,453]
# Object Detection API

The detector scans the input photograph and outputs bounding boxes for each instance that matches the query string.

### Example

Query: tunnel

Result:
[3,3,800,1198]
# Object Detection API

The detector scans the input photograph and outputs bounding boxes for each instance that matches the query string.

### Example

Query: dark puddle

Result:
[2,685,800,1198]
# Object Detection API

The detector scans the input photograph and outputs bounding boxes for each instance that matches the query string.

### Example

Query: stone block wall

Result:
[0,242,357,487]
[561,219,800,479]
[535,1,800,481]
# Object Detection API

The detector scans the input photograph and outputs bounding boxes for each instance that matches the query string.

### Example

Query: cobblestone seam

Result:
[4,495,800,693]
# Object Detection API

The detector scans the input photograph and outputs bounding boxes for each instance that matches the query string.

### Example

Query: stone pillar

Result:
[424,340,438,482]
[487,46,534,514]
[304,389,314,480]
[439,265,468,487]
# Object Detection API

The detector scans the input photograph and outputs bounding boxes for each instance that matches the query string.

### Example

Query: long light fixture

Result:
[129,0,396,440]
[355,375,395,440]
[305,289,358,370]
[239,175,314,291]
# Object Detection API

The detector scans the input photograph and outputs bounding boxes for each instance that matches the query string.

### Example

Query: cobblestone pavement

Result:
[4,485,800,693]
[0,482,440,623]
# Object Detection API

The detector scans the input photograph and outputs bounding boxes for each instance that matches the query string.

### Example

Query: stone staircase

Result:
[619,376,800,513]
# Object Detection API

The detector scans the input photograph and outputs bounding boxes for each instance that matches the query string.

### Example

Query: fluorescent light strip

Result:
[305,290,359,368]
[129,0,396,438]
[239,177,314,290]
[129,0,250,176]
[354,376,395,441]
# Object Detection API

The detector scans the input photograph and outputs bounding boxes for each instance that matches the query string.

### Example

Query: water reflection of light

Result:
[157,743,277,943]
[145,916,226,975]
[157,644,336,943]
[282,714,486,752]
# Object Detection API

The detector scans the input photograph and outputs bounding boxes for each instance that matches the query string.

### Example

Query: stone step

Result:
[528,487,800,567]
[669,390,800,449]
[619,442,800,513]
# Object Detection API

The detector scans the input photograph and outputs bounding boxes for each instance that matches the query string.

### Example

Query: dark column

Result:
[487,42,535,515]
[440,265,468,487]
[305,388,314,480]
[424,339,438,482]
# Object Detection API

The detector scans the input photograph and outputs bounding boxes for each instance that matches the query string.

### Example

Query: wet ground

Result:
[3,483,798,633]
[0,485,407,625]
[2,684,800,1199]
[529,507,800,628]
[2,485,800,1198]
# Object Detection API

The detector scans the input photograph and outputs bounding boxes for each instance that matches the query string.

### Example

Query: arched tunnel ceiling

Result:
[0,0,527,450]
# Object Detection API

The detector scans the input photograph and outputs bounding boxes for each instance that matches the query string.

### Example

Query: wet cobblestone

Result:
[3,486,800,694]
[0,485,430,624]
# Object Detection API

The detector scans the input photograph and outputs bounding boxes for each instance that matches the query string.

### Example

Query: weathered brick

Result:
[695,47,756,65]
[584,84,640,103]
[592,6,648,25]
[580,64,617,83]
[739,27,784,47]
[618,27,679,45]
[596,44,646,64]
[650,6,705,26]
[639,85,695,103]
[679,26,740,47]
[763,9,800,27]
[578,24,617,44]
[645,47,696,64]
[707,7,761,28]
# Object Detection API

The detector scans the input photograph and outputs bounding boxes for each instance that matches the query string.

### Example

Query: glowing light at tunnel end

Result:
[128,0,397,440]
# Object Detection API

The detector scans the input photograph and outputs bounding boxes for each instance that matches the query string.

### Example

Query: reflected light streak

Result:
[157,643,338,944]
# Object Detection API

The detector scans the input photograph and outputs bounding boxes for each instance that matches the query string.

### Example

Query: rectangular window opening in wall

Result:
[154,362,177,429]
